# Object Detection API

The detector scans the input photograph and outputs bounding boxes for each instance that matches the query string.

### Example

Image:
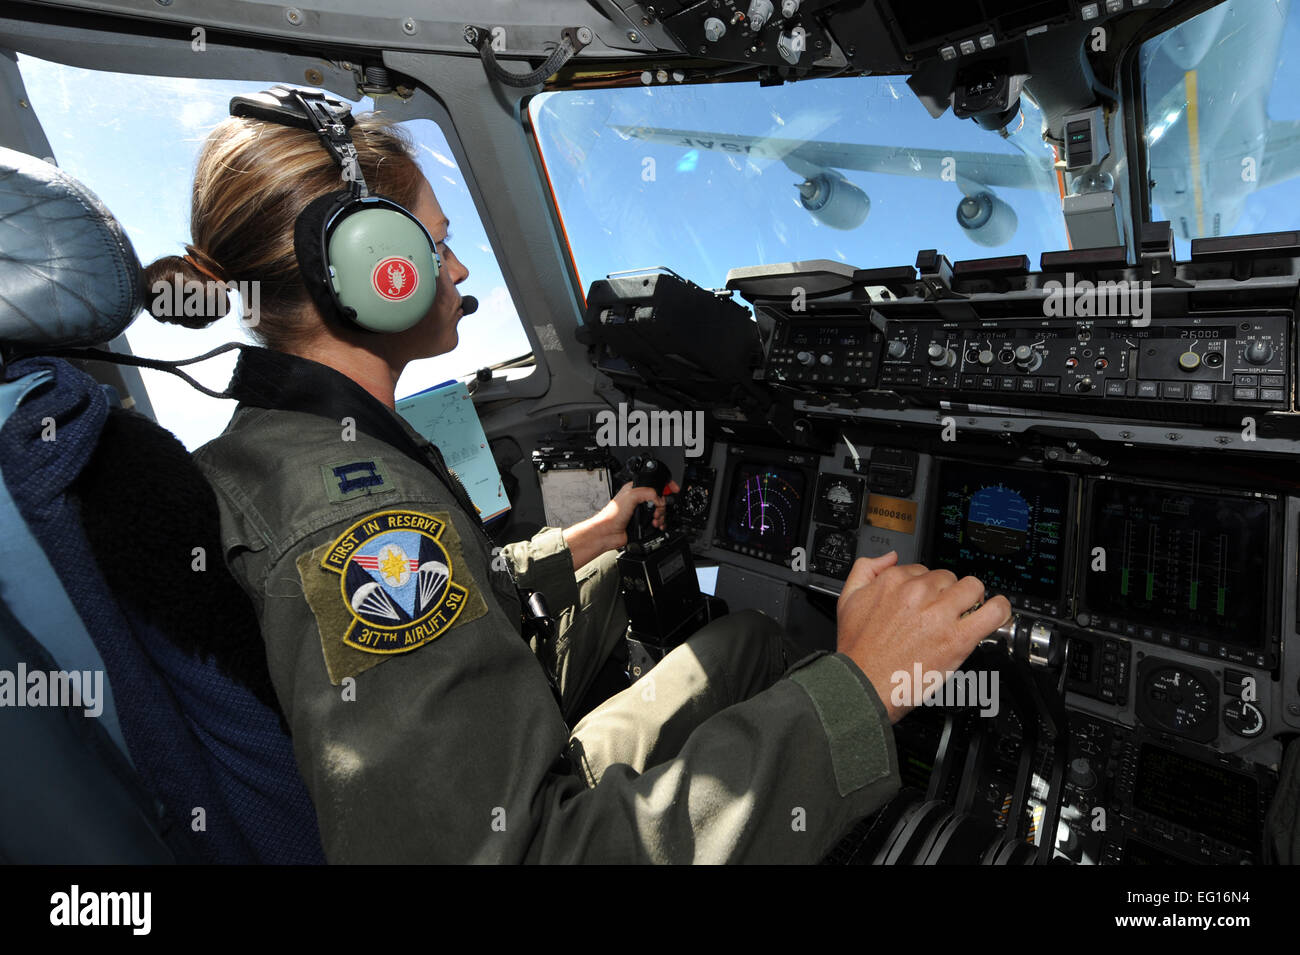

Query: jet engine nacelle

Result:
[797,171,870,230]
[955,191,1018,247]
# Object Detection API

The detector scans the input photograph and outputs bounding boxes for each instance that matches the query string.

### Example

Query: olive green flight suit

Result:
[193,346,900,863]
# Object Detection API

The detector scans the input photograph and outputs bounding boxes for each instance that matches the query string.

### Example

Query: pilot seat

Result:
[0,146,323,863]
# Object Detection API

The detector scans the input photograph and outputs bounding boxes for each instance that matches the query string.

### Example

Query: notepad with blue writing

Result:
[396,380,511,522]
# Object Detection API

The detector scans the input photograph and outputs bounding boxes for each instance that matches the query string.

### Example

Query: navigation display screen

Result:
[928,463,1070,604]
[1084,481,1271,648]
[719,461,809,563]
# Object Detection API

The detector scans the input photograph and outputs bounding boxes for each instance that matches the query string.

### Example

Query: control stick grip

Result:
[631,455,672,494]
[628,456,672,543]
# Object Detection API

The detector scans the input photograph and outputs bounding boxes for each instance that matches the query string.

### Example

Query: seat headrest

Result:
[0,147,142,349]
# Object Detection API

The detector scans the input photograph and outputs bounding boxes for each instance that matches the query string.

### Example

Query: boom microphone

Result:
[459,295,478,315]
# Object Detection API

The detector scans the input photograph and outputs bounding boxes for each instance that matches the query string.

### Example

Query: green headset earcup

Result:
[325,204,440,333]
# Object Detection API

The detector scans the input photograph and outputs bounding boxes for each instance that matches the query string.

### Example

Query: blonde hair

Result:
[142,112,425,350]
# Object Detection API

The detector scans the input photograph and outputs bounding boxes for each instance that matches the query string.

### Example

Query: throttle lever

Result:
[983,613,1064,670]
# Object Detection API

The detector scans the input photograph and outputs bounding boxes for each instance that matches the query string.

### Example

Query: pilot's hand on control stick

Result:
[562,481,680,571]
[603,479,680,537]
[835,551,1012,724]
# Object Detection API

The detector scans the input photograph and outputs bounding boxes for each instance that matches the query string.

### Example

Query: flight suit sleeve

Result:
[247,500,900,863]
[498,527,580,612]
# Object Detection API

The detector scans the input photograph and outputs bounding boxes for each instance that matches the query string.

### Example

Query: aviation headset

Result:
[228,85,446,333]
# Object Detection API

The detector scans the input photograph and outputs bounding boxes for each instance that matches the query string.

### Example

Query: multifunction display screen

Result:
[720,462,809,563]
[929,463,1070,604]
[1084,481,1271,648]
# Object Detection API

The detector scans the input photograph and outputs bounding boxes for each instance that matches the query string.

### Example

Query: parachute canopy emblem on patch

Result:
[321,510,470,654]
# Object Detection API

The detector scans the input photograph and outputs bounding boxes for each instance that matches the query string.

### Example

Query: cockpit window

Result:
[15,54,532,450]
[528,75,1069,295]
[1140,0,1300,258]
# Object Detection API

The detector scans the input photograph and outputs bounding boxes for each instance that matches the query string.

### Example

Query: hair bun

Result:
[141,254,232,329]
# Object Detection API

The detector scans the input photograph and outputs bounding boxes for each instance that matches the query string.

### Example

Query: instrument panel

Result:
[678,434,1292,863]
[585,243,1300,863]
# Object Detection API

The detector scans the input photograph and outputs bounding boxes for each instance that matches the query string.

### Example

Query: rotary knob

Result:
[748,0,774,30]
[1014,345,1043,372]
[1245,340,1274,366]
[1068,757,1097,790]
[887,340,908,359]
[927,343,957,368]
[703,16,726,42]
[978,349,995,366]
[1178,351,1202,372]
[818,353,833,366]
[1075,377,1094,393]
[796,350,815,366]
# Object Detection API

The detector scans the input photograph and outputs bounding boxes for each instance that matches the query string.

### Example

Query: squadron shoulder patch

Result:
[297,509,489,684]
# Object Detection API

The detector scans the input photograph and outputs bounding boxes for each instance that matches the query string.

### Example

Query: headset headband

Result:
[229,85,369,197]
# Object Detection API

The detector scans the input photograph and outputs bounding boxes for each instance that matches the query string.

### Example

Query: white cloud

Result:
[419,142,458,169]
[178,99,221,133]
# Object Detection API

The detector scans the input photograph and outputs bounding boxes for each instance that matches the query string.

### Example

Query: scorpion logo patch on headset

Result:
[372,256,420,302]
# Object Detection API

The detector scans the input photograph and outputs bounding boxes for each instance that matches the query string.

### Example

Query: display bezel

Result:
[1079,475,1280,668]
[713,445,818,567]
[923,458,1078,617]
[1131,741,1263,852]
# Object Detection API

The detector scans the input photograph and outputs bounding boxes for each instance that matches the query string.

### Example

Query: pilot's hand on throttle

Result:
[834,552,1012,724]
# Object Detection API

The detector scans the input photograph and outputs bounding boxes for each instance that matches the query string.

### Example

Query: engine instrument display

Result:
[928,462,1071,609]
[1083,481,1272,650]
[718,461,809,564]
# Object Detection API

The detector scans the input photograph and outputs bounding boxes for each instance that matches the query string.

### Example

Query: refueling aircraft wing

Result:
[611,124,1053,190]
[1260,119,1300,190]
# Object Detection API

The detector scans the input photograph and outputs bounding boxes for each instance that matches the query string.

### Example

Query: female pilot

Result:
[145,93,998,862]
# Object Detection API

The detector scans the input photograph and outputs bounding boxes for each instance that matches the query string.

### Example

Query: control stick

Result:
[627,455,672,548]
[617,454,722,676]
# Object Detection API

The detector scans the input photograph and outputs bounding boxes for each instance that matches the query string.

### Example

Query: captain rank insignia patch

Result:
[297,509,488,683]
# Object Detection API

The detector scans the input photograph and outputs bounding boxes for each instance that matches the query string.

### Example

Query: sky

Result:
[14,0,1300,451]
[529,0,1300,286]
[17,56,531,450]
[530,77,1069,294]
